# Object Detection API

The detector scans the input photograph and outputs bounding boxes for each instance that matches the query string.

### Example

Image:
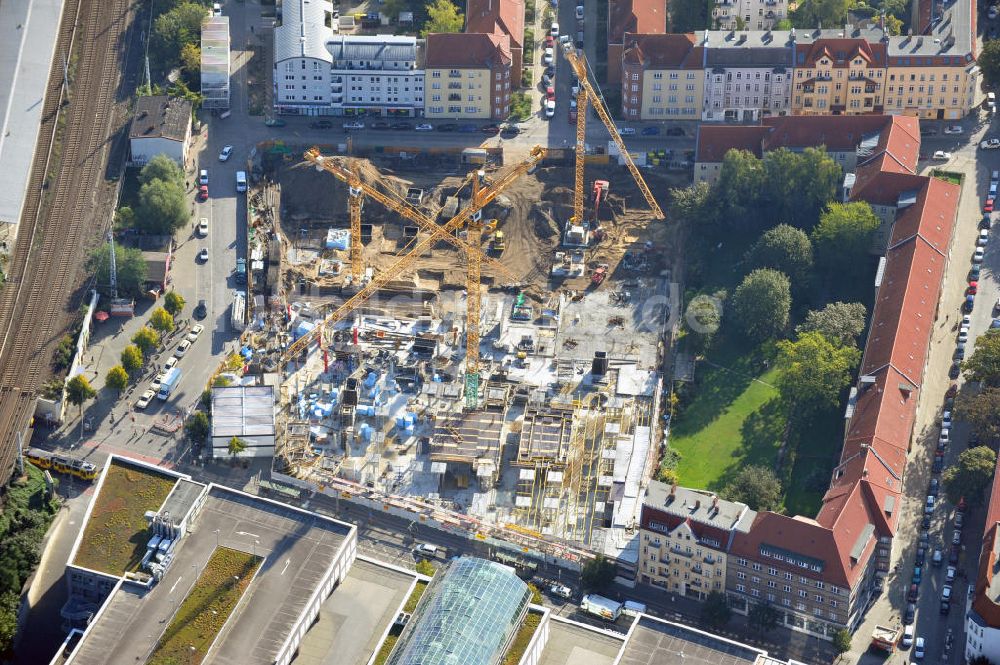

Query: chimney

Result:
[694,500,701,510]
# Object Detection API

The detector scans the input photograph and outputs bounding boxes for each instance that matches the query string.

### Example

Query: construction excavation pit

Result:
[243,139,682,562]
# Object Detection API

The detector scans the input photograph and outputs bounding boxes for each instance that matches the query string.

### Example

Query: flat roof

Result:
[67,485,352,665]
[0,0,65,227]
[212,385,276,438]
[537,617,623,665]
[618,617,768,665]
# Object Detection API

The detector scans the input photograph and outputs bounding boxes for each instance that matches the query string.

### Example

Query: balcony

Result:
[692,565,704,575]
[670,545,693,558]
[448,71,462,78]
[448,94,461,102]
[448,82,462,90]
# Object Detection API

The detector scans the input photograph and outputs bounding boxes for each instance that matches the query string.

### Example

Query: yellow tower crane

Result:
[287,146,547,406]
[561,43,665,224]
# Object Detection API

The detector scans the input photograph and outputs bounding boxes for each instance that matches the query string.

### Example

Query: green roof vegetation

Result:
[73,460,176,575]
[372,581,429,665]
[502,610,542,665]
[148,547,262,665]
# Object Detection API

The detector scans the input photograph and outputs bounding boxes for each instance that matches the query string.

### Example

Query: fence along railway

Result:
[0,0,135,483]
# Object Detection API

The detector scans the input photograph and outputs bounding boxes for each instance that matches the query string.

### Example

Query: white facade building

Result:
[701,30,793,121]
[326,35,425,117]
[273,0,336,115]
[128,96,192,167]
[712,0,787,30]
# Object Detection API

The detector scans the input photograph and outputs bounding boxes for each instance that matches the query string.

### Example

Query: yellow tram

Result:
[25,449,99,481]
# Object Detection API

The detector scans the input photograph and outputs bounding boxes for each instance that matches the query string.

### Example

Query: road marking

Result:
[281,559,290,575]
[169,577,182,594]
[236,531,260,538]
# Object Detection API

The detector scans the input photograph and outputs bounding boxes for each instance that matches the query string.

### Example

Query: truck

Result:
[156,367,182,401]
[580,594,623,621]
[870,624,900,653]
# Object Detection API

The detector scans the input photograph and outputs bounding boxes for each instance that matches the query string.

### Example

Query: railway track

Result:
[0,0,134,481]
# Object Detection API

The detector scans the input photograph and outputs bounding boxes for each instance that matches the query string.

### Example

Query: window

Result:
[737,584,746,592]
[652,95,662,103]
[783,585,791,593]
[784,572,793,581]
[432,71,441,78]
[751,588,760,597]
[767,581,776,588]
[815,595,824,603]
[653,72,663,79]
[799,590,808,598]
[737,572,747,580]
[752,563,762,571]
[751,576,761,584]
[632,73,639,81]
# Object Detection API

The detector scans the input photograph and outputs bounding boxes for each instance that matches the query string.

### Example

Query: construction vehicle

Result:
[592,180,609,225]
[560,43,664,228]
[286,146,547,408]
[591,264,608,285]
[492,230,506,252]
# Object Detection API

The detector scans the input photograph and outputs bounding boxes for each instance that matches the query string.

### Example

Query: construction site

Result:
[234,47,681,560]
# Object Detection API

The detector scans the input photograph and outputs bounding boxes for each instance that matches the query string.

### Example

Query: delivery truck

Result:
[580,594,623,621]
[157,367,182,401]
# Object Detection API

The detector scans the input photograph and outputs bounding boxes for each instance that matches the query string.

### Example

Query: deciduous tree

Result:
[963,329,1000,387]
[420,0,464,36]
[979,40,1000,89]
[722,465,783,512]
[151,2,208,71]
[65,375,97,418]
[138,154,185,188]
[776,331,860,414]
[163,291,186,317]
[581,555,616,591]
[956,387,1000,445]
[131,327,161,358]
[149,307,175,334]
[811,202,880,273]
[730,269,791,342]
[138,178,188,234]
[184,411,210,444]
[228,436,247,460]
[121,344,144,375]
[105,366,129,395]
[943,446,997,505]
[700,591,733,628]
[670,0,714,31]
[795,302,868,346]
[791,0,851,29]
[747,602,780,634]
[88,243,148,299]
[716,149,766,230]
[745,224,814,283]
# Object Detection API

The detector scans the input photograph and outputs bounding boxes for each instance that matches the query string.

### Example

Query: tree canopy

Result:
[105,366,129,394]
[963,329,1000,387]
[791,0,851,28]
[184,411,210,444]
[670,0,714,31]
[581,555,616,591]
[139,154,185,188]
[420,0,464,36]
[956,387,1000,445]
[776,331,860,414]
[164,291,186,317]
[131,327,161,357]
[943,446,997,505]
[722,465,783,512]
[747,602,781,634]
[980,40,1000,89]
[88,243,148,299]
[138,178,189,234]
[700,591,733,628]
[745,224,814,283]
[716,150,766,228]
[761,148,841,230]
[730,269,791,342]
[796,302,868,346]
[121,344,144,375]
[151,2,208,73]
[65,375,97,413]
[228,436,247,458]
[811,202,881,273]
[149,307,176,334]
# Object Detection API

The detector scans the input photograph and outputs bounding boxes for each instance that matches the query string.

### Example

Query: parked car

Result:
[550,584,573,599]
[194,299,207,319]
[198,218,208,237]
[135,389,155,409]
[500,125,521,137]
[546,85,556,100]
[921,514,931,530]
[932,455,944,473]
[575,4,584,18]
[550,22,559,36]
[982,138,1000,150]
[437,123,457,132]
[925,497,935,514]
[929,478,940,496]
[982,215,993,230]
[415,123,434,131]
[543,47,554,64]
[150,373,164,393]
[545,100,555,118]
[908,583,920,602]
[914,636,926,659]
[175,339,191,356]
[617,126,637,135]
[952,529,962,545]
[932,150,952,160]
[481,124,501,135]
[942,410,952,427]
[198,185,208,201]
[949,361,961,379]
[913,565,923,584]
[980,229,991,245]
[972,265,983,282]
[641,126,660,136]
[310,120,333,129]
[964,294,976,312]
[199,169,209,186]
[902,624,915,647]
[198,248,209,262]
[391,121,413,130]
[985,199,995,213]
[968,282,979,295]
[946,565,956,582]
[944,125,964,134]
[975,246,987,262]
[186,324,204,342]
[371,121,391,130]
[932,549,943,566]
[343,121,365,130]
[457,124,478,133]
[949,544,960,564]
[904,602,916,624]
[218,145,233,161]
[916,547,926,566]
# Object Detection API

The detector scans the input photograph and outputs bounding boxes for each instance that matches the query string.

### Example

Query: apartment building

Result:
[424,33,513,120]
[466,0,525,76]
[791,36,886,115]
[607,0,667,84]
[621,33,704,120]
[273,0,336,115]
[702,30,793,121]
[639,483,754,600]
[712,0,787,31]
[325,35,425,117]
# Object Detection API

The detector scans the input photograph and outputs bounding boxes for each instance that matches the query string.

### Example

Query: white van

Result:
[236,171,247,193]
[414,543,439,558]
[622,600,647,618]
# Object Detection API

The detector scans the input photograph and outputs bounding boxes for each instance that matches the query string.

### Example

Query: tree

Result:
[774,18,792,29]
[65,374,97,418]
[832,628,852,657]
[956,387,1000,445]
[151,2,208,71]
[747,602,780,634]
[131,327,161,357]
[138,154,185,188]
[0,591,19,653]
[700,591,732,628]
[730,269,791,342]
[163,291,186,317]
[884,13,903,35]
[87,243,148,298]
[685,291,725,352]
[761,148,840,230]
[105,366,129,395]
[722,465,783,512]
[669,181,714,226]
[228,436,247,460]
[115,205,136,231]
[745,224,814,283]
[715,149,766,230]
[420,0,464,36]
[811,202,881,273]
[964,329,1000,387]
[415,559,436,576]
[121,344,144,375]
[980,39,1000,89]
[776,332,860,414]
[184,411,210,444]
[138,178,189,234]
[670,0,714,31]
[180,42,201,74]
[581,555,616,591]
[791,0,851,28]
[149,306,176,334]
[796,302,868,346]
[943,446,997,505]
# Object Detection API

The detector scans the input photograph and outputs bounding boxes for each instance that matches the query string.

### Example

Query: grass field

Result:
[73,460,176,575]
[149,547,262,665]
[670,336,786,491]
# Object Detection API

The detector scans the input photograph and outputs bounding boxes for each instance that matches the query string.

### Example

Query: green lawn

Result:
[149,547,262,665]
[669,335,786,491]
[74,460,177,575]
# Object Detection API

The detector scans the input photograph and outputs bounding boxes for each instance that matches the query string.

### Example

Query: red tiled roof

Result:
[889,177,960,254]
[849,171,925,207]
[608,0,666,45]
[694,126,768,163]
[424,32,511,68]
[795,39,886,68]
[465,0,524,50]
[843,367,917,464]
[622,32,699,68]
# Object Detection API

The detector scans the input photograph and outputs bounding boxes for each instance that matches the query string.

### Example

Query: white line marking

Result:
[281,559,291,575]
[169,577,182,594]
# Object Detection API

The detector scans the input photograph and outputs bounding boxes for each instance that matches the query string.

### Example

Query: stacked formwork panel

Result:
[202,17,230,109]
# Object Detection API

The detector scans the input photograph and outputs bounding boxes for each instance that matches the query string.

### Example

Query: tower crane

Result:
[561,43,665,225]
[282,146,547,406]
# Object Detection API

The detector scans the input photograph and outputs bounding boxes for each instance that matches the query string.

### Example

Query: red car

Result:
[546,86,555,100]
[545,35,555,47]
[968,281,979,295]
[986,199,995,213]
[198,185,209,201]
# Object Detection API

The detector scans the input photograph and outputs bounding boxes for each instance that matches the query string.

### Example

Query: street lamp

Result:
[253,539,259,559]
[213,528,221,549]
